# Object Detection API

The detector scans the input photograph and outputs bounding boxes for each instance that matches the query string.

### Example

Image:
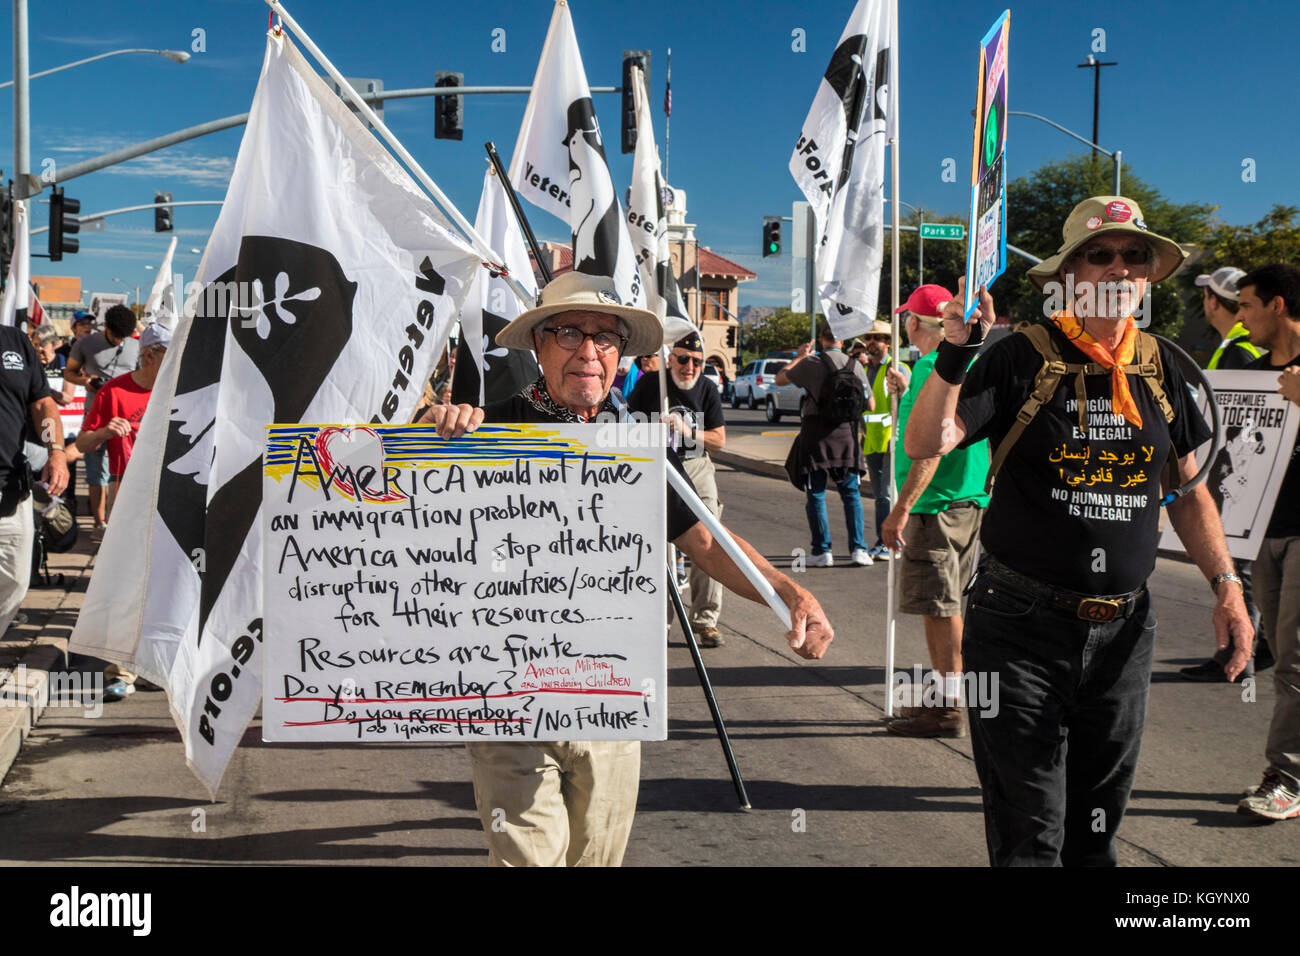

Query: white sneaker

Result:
[850,548,873,566]
[806,551,834,567]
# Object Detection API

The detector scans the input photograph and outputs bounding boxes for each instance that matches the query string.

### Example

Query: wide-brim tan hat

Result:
[495,271,662,356]
[1026,195,1186,290]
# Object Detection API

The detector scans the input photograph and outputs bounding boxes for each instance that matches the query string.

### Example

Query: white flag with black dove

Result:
[790,0,895,339]
[68,30,483,795]
[452,167,539,406]
[509,0,644,310]
[626,63,693,346]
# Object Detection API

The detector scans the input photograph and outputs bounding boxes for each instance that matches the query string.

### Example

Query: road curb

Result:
[712,449,787,481]
[0,637,69,787]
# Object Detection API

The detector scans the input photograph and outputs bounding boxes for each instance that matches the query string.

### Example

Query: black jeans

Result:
[963,572,1157,866]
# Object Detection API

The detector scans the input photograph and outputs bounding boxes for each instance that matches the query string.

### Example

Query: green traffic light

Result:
[768,242,779,253]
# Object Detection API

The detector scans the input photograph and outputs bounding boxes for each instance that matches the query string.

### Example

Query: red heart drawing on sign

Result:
[314,426,405,502]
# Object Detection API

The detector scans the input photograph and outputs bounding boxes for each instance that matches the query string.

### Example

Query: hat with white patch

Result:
[1026,195,1186,290]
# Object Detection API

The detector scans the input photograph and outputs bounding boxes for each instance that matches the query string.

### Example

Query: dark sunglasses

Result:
[1077,245,1152,268]
[673,354,703,367]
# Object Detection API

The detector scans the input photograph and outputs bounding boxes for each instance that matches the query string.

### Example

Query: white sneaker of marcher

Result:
[851,548,873,566]
[806,551,834,568]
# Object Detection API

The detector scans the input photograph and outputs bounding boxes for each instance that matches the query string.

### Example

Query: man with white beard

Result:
[627,331,728,646]
[906,195,1252,865]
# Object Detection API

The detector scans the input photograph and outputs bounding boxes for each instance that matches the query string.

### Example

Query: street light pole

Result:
[13,0,30,199]
[1076,55,1117,156]
[1,47,191,89]
[1008,109,1122,195]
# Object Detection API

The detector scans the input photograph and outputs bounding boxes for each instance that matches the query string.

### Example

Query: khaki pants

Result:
[682,455,723,629]
[0,500,33,633]
[465,740,641,866]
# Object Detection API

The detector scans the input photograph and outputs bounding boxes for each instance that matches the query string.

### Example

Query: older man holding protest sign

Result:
[422,271,833,865]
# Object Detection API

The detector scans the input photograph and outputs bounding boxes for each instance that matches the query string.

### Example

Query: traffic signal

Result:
[155,191,173,232]
[726,325,737,349]
[762,216,781,257]
[621,50,649,154]
[434,71,464,141]
[48,187,81,261]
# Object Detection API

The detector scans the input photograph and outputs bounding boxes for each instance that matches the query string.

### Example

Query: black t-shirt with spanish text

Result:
[956,326,1210,594]
[482,392,701,541]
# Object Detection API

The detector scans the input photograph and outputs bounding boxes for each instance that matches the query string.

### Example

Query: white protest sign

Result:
[261,422,667,743]
[1159,369,1300,560]
[46,375,86,439]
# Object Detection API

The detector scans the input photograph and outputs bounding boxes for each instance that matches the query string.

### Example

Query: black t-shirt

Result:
[956,326,1211,593]
[482,392,701,541]
[0,328,53,499]
[625,372,725,459]
[1246,351,1300,538]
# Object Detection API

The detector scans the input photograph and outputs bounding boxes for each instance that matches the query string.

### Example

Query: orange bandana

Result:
[1050,313,1143,428]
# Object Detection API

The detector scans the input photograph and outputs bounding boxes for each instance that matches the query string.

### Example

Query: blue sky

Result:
[4,0,1298,309]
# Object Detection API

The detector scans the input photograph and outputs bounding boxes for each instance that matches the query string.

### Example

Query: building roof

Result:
[699,248,755,281]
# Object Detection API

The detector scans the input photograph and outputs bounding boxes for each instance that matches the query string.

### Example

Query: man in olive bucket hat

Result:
[905,195,1253,865]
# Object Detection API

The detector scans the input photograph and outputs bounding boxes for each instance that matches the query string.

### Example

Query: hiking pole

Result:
[667,565,751,810]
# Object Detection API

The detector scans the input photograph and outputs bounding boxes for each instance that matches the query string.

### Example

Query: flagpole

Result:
[265,0,534,311]
[485,142,551,286]
[884,0,901,718]
[664,47,671,181]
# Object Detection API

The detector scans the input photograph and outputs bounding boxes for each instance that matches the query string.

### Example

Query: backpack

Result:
[818,358,867,426]
[987,322,1176,491]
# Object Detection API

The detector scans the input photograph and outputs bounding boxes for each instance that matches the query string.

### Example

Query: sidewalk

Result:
[712,431,797,481]
[0,489,96,786]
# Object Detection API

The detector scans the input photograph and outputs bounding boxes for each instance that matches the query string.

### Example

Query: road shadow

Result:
[637,777,983,814]
[0,792,482,864]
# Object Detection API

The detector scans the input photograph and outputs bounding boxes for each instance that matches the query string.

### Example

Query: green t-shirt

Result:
[895,349,991,513]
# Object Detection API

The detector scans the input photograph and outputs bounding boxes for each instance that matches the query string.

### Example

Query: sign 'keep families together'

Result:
[260,423,668,744]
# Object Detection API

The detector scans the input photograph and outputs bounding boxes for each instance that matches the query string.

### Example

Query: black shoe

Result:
[1179,659,1229,682]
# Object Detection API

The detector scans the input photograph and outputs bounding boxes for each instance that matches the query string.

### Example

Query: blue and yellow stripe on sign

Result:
[263,422,654,489]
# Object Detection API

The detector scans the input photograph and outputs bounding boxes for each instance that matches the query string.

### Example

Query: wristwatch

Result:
[1210,572,1244,596]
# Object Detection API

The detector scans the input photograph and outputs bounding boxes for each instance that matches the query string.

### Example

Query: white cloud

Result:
[39,132,235,187]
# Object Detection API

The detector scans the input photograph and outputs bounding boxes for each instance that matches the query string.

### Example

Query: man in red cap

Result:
[881,286,989,737]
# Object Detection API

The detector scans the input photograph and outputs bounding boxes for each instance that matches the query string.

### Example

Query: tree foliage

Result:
[741,308,815,360]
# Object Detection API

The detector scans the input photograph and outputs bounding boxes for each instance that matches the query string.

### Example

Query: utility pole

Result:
[1076,55,1117,156]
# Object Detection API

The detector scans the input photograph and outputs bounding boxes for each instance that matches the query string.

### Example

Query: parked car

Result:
[764,377,804,423]
[732,358,789,410]
[701,363,723,397]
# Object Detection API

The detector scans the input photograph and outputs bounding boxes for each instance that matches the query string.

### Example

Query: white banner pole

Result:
[884,0,901,717]
[665,464,792,631]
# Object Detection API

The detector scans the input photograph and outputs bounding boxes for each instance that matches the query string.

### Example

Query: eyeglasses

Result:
[1077,245,1153,268]
[539,326,628,353]
[673,354,703,367]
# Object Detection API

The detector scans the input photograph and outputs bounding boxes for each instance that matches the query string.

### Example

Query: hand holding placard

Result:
[942,277,996,348]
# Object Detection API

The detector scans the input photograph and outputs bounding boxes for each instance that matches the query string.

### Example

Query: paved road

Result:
[0,463,1295,866]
